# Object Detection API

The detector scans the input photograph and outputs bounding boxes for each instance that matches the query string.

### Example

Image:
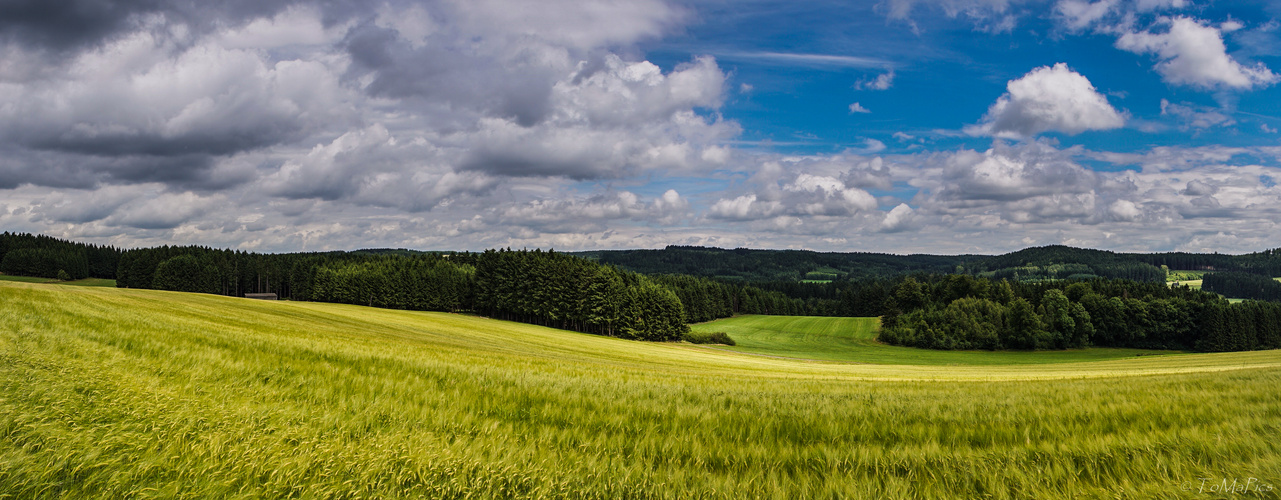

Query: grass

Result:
[0,274,57,284]
[0,274,116,287]
[60,277,118,287]
[2,281,1280,498]
[689,315,1189,365]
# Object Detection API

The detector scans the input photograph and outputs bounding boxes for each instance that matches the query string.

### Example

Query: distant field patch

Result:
[62,278,117,287]
[803,268,841,281]
[690,315,1189,365]
[0,274,117,287]
[1165,270,1207,281]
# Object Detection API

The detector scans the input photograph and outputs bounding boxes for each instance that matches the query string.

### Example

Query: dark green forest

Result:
[0,233,120,280]
[580,245,976,282]
[1202,272,1281,302]
[879,275,1281,352]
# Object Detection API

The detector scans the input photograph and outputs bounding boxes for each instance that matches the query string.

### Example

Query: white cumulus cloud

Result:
[968,63,1125,138]
[1108,199,1143,221]
[880,203,917,232]
[1116,16,1279,90]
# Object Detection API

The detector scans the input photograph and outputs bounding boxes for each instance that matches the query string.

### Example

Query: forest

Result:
[1202,271,1281,302]
[878,275,1281,352]
[588,244,1281,283]
[583,245,975,281]
[0,232,120,280]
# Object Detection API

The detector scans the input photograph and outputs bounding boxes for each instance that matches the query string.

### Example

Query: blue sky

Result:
[658,0,1281,154]
[1,0,1280,254]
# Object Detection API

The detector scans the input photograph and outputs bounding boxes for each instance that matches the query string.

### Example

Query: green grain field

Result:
[3,281,1280,499]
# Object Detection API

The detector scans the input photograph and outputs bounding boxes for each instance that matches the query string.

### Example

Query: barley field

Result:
[2,281,1280,499]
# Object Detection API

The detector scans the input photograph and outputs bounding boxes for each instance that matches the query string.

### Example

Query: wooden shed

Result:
[244,293,278,300]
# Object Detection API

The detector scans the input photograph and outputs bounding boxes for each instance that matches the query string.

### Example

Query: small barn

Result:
[244,293,278,300]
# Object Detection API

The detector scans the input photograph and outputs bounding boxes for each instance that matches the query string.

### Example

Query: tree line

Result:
[588,244,1281,285]
[308,255,474,312]
[878,274,1281,352]
[117,245,313,297]
[0,232,120,280]
[1202,272,1281,302]
[587,245,971,282]
[471,249,687,340]
[648,274,822,322]
[114,244,689,341]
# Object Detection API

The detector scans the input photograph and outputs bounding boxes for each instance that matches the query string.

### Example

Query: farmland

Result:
[3,281,1281,498]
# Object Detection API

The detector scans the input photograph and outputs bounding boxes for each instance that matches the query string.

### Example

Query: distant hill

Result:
[578,244,1281,283]
[575,246,981,282]
[350,248,453,257]
[7,230,1281,287]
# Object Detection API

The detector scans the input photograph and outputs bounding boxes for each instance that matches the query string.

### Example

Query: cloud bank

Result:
[0,0,1279,256]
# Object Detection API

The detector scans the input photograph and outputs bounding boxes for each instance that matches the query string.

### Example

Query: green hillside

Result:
[689,315,1186,365]
[3,281,1280,498]
[0,273,117,287]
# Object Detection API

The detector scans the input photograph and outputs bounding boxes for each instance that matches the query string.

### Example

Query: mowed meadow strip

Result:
[2,281,1280,499]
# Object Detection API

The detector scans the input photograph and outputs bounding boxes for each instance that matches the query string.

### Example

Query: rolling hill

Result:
[3,281,1280,498]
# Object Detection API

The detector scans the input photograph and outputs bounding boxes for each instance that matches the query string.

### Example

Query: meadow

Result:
[0,273,116,287]
[2,281,1280,498]
[687,315,1189,365]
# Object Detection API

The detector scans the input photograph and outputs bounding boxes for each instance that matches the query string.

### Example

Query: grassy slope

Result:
[689,315,1187,365]
[61,277,118,287]
[2,281,1280,499]
[0,274,56,284]
[0,274,116,287]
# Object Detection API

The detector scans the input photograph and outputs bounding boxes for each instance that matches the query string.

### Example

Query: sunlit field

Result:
[3,281,1280,498]
[687,315,1192,365]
